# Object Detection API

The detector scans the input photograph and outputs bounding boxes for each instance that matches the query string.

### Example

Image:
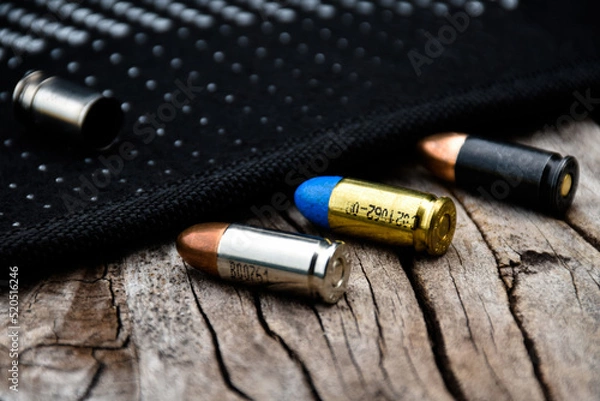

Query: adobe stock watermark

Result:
[408,11,470,77]
[60,75,204,212]
[475,165,526,205]
[474,88,598,204]
[250,132,353,225]
[215,132,353,256]
[7,266,20,392]
[543,88,600,132]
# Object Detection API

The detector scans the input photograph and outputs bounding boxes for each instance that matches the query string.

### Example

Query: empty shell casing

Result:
[176,223,350,303]
[13,70,124,149]
[295,177,457,255]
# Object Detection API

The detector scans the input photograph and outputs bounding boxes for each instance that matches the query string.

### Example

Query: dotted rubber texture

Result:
[1,0,600,269]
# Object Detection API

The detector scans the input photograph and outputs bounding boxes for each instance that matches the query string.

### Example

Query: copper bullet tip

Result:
[417,132,467,182]
[176,222,230,275]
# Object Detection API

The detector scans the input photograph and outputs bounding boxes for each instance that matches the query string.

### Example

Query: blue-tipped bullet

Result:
[294,176,457,255]
[294,176,343,229]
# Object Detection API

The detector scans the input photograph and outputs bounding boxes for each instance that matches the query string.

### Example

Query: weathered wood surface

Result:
[1,119,599,401]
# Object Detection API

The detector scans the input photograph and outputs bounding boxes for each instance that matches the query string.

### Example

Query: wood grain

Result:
[391,172,546,401]
[0,119,599,401]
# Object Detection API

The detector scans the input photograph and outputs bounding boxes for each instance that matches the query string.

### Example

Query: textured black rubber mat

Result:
[1,0,599,269]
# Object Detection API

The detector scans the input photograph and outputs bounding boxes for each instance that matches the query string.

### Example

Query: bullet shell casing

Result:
[177,223,350,304]
[327,178,456,255]
[455,137,579,214]
[13,70,123,149]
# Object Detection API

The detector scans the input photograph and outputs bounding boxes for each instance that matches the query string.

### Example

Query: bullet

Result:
[13,70,124,150]
[294,176,456,255]
[417,132,579,214]
[176,223,350,303]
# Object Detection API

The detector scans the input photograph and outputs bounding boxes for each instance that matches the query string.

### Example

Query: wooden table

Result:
[1,119,599,401]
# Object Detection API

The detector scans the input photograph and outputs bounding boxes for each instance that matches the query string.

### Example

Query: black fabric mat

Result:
[1,0,599,270]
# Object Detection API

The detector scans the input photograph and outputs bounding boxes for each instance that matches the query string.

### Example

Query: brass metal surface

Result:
[560,173,573,197]
[328,178,456,255]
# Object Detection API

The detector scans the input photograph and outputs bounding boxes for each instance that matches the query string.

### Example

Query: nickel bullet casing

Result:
[13,70,124,149]
[418,133,579,214]
[176,223,350,304]
[295,177,457,255]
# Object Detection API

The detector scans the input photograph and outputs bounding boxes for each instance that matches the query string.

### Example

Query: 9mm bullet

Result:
[417,132,579,214]
[176,223,350,304]
[294,176,457,256]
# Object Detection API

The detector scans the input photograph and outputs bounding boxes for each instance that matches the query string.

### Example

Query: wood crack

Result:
[400,341,429,395]
[352,251,397,394]
[106,271,123,342]
[342,293,361,335]
[505,278,554,401]
[21,339,131,353]
[310,305,356,396]
[530,221,583,310]
[233,286,245,307]
[353,253,385,346]
[480,349,513,401]
[45,277,107,285]
[52,318,60,342]
[397,250,466,401]
[587,270,600,290]
[76,350,104,401]
[339,313,368,392]
[186,268,253,401]
[446,254,476,350]
[253,294,323,401]
[454,198,555,401]
[478,294,497,350]
[565,218,600,253]
[129,334,142,401]
[26,281,44,310]
[568,269,583,310]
